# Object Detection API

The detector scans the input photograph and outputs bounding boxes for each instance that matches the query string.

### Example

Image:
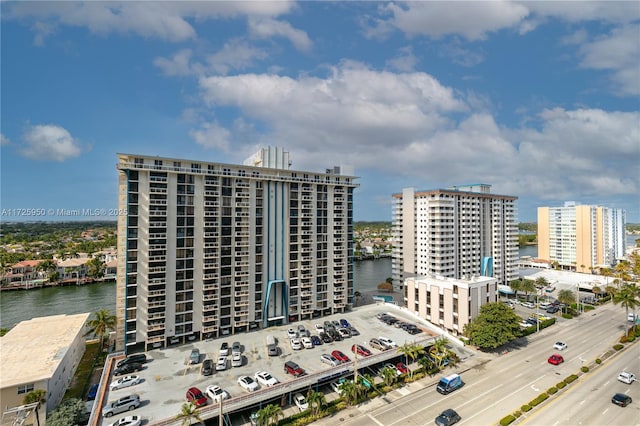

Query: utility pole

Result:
[353,349,358,389]
[219,394,223,426]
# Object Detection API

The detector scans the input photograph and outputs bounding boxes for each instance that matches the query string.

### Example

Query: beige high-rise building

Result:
[392,184,519,287]
[115,147,358,353]
[537,202,626,273]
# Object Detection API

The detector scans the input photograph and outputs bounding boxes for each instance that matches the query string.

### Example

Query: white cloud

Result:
[0,134,10,145]
[189,121,231,151]
[523,1,640,24]
[386,46,418,72]
[248,17,312,52]
[206,38,269,75]
[21,124,86,161]
[154,49,200,77]
[6,1,297,44]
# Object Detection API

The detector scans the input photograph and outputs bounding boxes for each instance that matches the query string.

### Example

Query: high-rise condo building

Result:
[537,201,626,273]
[392,184,519,287]
[115,147,358,353]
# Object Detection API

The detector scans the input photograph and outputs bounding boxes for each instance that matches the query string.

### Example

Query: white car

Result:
[205,385,229,403]
[287,328,298,339]
[301,337,313,349]
[618,371,636,384]
[231,352,243,367]
[314,324,324,333]
[237,375,259,392]
[109,375,141,391]
[216,356,228,371]
[290,338,302,350]
[255,371,279,387]
[293,393,309,411]
[521,302,535,308]
[107,416,141,426]
[553,341,567,351]
[320,354,340,367]
[628,313,637,322]
[378,337,397,348]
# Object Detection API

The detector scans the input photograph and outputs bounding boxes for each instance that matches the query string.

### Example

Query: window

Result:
[17,384,34,394]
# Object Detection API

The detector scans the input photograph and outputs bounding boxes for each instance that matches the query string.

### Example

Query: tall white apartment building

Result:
[115,147,358,353]
[537,202,626,273]
[392,184,519,287]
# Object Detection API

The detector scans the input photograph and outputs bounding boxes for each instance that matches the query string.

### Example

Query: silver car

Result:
[101,394,140,417]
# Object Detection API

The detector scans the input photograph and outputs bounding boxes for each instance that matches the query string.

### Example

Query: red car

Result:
[351,344,372,357]
[396,362,409,374]
[186,387,208,407]
[331,350,350,363]
[548,354,564,365]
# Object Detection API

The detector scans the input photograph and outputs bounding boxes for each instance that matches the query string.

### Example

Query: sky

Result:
[1,1,639,223]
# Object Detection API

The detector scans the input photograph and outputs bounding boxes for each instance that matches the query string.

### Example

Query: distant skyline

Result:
[1,2,638,223]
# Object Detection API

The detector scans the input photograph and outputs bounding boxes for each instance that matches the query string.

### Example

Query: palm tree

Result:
[23,389,46,426]
[381,366,397,387]
[521,279,536,302]
[338,380,358,405]
[85,309,117,350]
[535,276,548,290]
[256,403,283,426]
[175,402,202,426]
[613,284,640,330]
[591,286,602,301]
[557,289,575,313]
[509,279,522,300]
[306,389,326,418]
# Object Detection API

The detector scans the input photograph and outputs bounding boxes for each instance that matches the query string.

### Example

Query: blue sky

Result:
[1,1,639,223]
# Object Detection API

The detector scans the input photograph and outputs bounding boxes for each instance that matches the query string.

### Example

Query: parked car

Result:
[202,359,214,376]
[331,350,350,363]
[114,363,143,376]
[310,335,322,346]
[293,393,309,411]
[328,329,343,341]
[290,338,303,350]
[106,415,141,426]
[337,328,351,338]
[231,352,243,368]
[315,324,325,333]
[297,325,310,337]
[369,338,388,351]
[216,356,228,371]
[87,383,99,401]
[546,306,560,314]
[189,349,200,364]
[102,394,141,417]
[628,313,636,322]
[348,326,360,336]
[237,375,259,392]
[109,375,142,391]
[396,362,409,374]
[382,363,401,376]
[612,393,632,407]
[205,385,229,403]
[351,344,371,357]
[320,332,333,343]
[186,387,207,407]
[553,341,567,351]
[219,342,229,356]
[435,408,461,426]
[378,337,397,348]
[339,318,350,328]
[116,354,147,369]
[548,354,564,365]
[521,301,535,308]
[617,371,636,384]
[284,360,305,377]
[287,328,298,339]
[301,336,313,349]
[320,354,340,367]
[232,341,242,353]
[255,371,279,387]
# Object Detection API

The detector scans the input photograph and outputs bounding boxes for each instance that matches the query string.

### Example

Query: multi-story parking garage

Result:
[88,304,468,426]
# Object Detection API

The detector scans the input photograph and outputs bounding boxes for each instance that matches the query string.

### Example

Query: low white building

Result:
[0,313,90,424]
[404,275,498,336]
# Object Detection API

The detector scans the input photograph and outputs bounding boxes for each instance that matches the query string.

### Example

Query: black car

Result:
[116,353,147,368]
[435,408,461,426]
[320,332,333,343]
[348,326,360,336]
[310,335,322,346]
[202,359,214,376]
[114,362,143,376]
[612,393,632,407]
[546,306,560,314]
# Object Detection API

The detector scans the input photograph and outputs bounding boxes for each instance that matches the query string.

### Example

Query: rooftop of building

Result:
[408,274,497,287]
[392,185,517,200]
[0,313,90,388]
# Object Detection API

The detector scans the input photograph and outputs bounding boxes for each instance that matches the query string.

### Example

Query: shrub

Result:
[521,404,532,412]
[530,394,549,406]
[562,313,573,319]
[557,381,566,389]
[565,374,578,384]
[620,335,628,343]
[584,305,595,311]
[513,410,522,418]
[613,343,624,350]
[581,366,589,373]
[547,387,558,394]
[595,358,602,364]
[500,414,516,426]
[628,335,636,342]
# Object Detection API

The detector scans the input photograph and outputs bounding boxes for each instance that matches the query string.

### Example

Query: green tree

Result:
[429,337,450,368]
[591,286,602,301]
[45,398,88,426]
[0,327,9,337]
[535,276,549,290]
[613,283,640,328]
[175,402,202,426]
[520,279,536,302]
[397,343,423,376]
[509,279,522,299]
[306,389,326,418]
[338,380,359,405]
[463,302,522,349]
[85,309,117,350]
[557,289,576,313]
[23,389,46,426]
[381,366,397,387]
[86,256,105,279]
[256,403,283,426]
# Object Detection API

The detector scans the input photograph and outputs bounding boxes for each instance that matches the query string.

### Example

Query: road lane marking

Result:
[579,400,585,405]
[516,373,523,378]
[368,414,385,426]
[602,408,609,415]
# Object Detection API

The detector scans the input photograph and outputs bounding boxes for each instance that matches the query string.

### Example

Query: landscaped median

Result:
[497,324,640,426]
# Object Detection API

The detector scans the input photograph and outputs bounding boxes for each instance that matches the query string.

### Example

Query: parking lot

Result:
[94,303,450,425]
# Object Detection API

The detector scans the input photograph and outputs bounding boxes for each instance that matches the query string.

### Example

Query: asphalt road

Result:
[314,302,634,426]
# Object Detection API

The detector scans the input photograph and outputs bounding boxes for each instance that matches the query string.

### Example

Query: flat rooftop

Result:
[0,313,90,388]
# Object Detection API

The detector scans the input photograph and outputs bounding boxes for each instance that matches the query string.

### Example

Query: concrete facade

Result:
[0,313,89,424]
[115,148,358,353]
[404,275,498,336]
[537,202,626,273]
[392,184,518,287]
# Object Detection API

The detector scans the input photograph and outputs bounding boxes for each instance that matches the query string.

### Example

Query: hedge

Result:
[521,404,532,412]
[562,313,573,319]
[547,387,558,395]
[529,393,549,406]
[565,374,578,384]
[581,366,589,373]
[500,414,516,426]
[557,381,567,389]
[595,358,602,364]
[613,344,624,350]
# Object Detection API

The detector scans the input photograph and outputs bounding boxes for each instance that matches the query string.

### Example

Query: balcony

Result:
[202,325,218,333]
[203,273,219,280]
[203,283,219,291]
[203,304,217,313]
